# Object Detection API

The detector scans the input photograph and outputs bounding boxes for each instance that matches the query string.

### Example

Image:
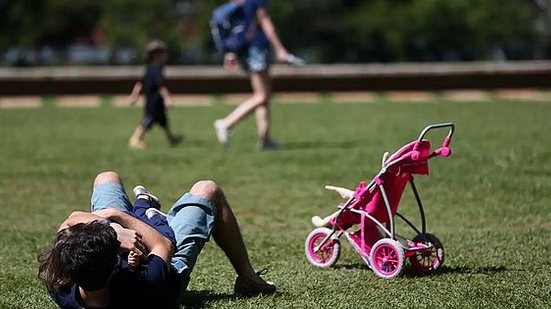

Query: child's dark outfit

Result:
[141,64,169,130]
[132,198,176,246]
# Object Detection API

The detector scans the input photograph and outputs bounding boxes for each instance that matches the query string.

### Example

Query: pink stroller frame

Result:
[305,123,455,278]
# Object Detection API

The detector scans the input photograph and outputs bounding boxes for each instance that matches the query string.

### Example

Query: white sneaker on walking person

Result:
[214,120,230,147]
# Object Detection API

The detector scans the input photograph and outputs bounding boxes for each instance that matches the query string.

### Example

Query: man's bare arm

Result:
[95,208,173,264]
[57,211,146,255]
[57,211,105,231]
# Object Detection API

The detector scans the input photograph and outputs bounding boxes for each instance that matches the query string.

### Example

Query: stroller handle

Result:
[417,123,455,142]
[411,123,455,160]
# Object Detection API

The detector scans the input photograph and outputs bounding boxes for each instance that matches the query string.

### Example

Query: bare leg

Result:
[94,171,124,187]
[91,171,133,214]
[189,181,255,278]
[254,103,269,141]
[254,71,271,141]
[220,71,270,133]
[188,180,275,294]
[129,126,146,149]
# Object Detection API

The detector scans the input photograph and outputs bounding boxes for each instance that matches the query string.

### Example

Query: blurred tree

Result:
[99,0,180,63]
[0,0,100,49]
[0,0,546,64]
[344,0,537,62]
[534,0,551,57]
[194,0,539,62]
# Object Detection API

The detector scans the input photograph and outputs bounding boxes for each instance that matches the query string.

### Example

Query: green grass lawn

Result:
[1,99,550,308]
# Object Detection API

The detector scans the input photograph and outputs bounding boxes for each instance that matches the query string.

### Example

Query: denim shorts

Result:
[90,183,217,291]
[166,192,217,286]
[239,46,271,73]
[91,183,133,213]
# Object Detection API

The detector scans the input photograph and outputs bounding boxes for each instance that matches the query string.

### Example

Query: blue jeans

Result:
[91,183,216,289]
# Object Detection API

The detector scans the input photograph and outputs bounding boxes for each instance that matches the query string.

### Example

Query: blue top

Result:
[49,255,181,308]
[141,64,165,115]
[243,0,270,50]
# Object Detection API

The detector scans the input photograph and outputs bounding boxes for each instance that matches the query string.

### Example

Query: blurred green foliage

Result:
[0,0,546,63]
[99,0,180,61]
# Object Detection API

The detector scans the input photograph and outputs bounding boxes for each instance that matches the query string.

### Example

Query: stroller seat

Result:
[306,123,455,278]
[333,140,432,229]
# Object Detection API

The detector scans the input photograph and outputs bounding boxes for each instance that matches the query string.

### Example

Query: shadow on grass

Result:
[282,141,363,150]
[178,290,285,308]
[180,139,211,148]
[333,263,370,270]
[401,265,508,278]
[333,263,508,278]
[178,290,234,308]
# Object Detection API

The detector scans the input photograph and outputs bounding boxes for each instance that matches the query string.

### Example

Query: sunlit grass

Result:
[1,99,550,308]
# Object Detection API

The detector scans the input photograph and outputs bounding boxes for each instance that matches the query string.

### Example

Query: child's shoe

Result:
[145,207,167,219]
[132,185,161,209]
[129,138,145,150]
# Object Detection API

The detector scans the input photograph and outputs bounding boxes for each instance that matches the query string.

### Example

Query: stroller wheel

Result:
[305,227,341,268]
[409,233,444,274]
[370,239,405,279]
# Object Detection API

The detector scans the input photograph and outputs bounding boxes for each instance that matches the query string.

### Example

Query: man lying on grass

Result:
[38,171,275,308]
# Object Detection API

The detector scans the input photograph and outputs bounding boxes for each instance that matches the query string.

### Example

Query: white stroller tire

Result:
[305,227,341,268]
[370,238,405,279]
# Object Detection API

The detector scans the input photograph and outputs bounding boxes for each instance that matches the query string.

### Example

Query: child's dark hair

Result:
[38,220,120,291]
[146,40,168,62]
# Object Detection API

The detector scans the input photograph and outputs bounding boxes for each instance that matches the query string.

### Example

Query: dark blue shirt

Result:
[243,0,270,50]
[141,64,166,115]
[49,255,181,309]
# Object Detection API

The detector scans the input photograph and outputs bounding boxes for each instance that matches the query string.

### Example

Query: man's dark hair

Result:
[63,220,120,290]
[39,220,121,291]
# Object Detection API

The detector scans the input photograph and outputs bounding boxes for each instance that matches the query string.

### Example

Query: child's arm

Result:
[127,250,143,269]
[256,7,288,62]
[129,82,143,105]
[159,86,173,108]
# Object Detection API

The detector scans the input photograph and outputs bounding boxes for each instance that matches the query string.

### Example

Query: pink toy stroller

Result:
[305,123,455,278]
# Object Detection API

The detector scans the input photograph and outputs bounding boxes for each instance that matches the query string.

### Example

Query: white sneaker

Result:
[145,207,167,219]
[214,120,230,147]
[132,185,161,209]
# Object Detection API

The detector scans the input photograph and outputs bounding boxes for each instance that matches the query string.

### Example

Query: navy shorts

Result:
[142,111,167,129]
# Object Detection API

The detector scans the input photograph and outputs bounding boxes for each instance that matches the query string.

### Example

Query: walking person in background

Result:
[212,0,302,150]
[128,40,182,150]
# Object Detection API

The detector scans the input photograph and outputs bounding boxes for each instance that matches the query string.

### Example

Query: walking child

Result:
[128,40,182,149]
